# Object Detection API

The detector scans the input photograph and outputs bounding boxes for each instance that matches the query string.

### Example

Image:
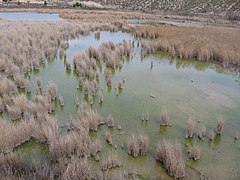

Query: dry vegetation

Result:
[185,118,196,138]
[216,116,224,135]
[188,144,201,161]
[136,25,240,68]
[0,7,237,179]
[155,139,185,179]
[92,0,240,17]
[160,107,170,126]
[128,133,148,157]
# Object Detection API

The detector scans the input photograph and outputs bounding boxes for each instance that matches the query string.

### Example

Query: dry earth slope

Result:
[92,0,240,16]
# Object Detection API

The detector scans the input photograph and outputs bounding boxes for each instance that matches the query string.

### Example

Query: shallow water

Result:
[0,12,62,21]
[15,31,240,179]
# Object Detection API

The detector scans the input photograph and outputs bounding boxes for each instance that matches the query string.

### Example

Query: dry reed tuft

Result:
[33,115,59,144]
[160,107,170,126]
[155,139,185,179]
[0,152,26,176]
[36,76,42,89]
[62,158,91,180]
[90,139,102,157]
[198,126,206,140]
[128,134,139,157]
[185,118,196,138]
[106,130,113,145]
[58,95,64,107]
[128,133,148,157]
[0,119,34,152]
[188,144,201,160]
[101,151,121,171]
[73,103,101,132]
[88,94,94,105]
[46,81,58,101]
[0,77,16,96]
[138,134,149,156]
[106,114,114,127]
[14,74,26,89]
[216,116,224,135]
[208,129,215,141]
[98,92,104,104]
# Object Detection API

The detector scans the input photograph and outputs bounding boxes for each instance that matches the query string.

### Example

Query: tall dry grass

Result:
[101,151,121,171]
[0,119,34,152]
[155,139,185,179]
[160,107,170,126]
[188,144,201,161]
[62,158,91,180]
[46,81,58,101]
[136,25,240,67]
[185,118,196,138]
[72,102,102,132]
[216,116,224,135]
[128,133,148,157]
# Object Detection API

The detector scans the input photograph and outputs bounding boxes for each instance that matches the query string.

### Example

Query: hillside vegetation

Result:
[93,0,240,16]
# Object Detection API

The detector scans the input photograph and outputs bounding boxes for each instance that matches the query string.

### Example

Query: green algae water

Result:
[21,31,240,179]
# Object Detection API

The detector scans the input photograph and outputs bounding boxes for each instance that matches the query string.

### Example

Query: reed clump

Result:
[128,133,148,157]
[101,152,121,171]
[216,116,224,135]
[185,118,196,138]
[105,130,113,145]
[197,126,206,140]
[0,119,34,152]
[188,144,201,160]
[62,158,91,180]
[155,139,185,179]
[160,107,170,126]
[73,102,102,132]
[90,139,102,157]
[208,129,215,141]
[0,77,16,96]
[46,81,58,101]
[106,114,114,127]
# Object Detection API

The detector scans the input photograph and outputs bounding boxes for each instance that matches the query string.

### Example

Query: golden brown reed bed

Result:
[136,25,240,67]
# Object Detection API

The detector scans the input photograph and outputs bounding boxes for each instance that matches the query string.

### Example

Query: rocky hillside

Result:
[92,0,240,16]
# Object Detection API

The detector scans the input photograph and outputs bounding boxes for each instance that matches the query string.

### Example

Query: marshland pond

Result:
[0,12,240,180]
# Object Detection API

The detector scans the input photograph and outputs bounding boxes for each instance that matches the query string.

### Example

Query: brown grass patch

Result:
[135,25,240,67]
